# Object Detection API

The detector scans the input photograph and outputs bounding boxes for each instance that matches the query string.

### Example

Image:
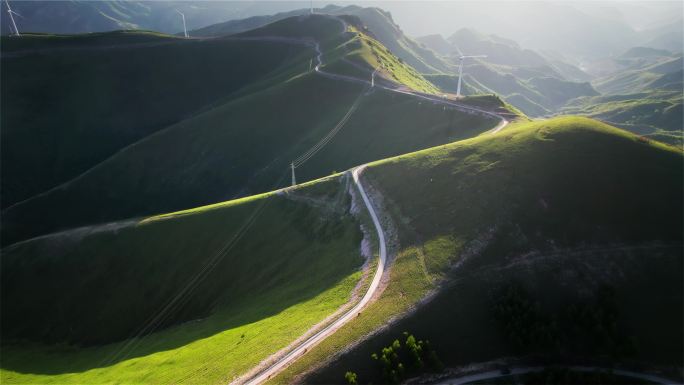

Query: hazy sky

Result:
[305,1,683,57]
[320,1,683,36]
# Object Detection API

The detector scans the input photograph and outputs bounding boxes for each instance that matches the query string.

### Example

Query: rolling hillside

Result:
[192,5,451,74]
[269,117,683,384]
[1,174,369,384]
[0,1,307,35]
[563,54,683,145]
[2,3,682,385]
[0,13,511,383]
[1,14,506,247]
[592,56,683,95]
[1,30,311,209]
[416,28,597,117]
[192,6,609,120]
[418,28,681,142]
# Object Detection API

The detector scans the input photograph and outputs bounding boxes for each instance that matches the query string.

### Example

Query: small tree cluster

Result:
[344,371,358,385]
[368,332,442,384]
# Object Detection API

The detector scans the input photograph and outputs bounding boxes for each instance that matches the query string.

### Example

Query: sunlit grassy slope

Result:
[191,5,451,75]
[237,13,439,94]
[336,6,449,74]
[2,15,506,246]
[0,31,310,209]
[1,175,365,384]
[342,24,440,94]
[563,56,683,145]
[270,117,683,384]
[562,91,683,145]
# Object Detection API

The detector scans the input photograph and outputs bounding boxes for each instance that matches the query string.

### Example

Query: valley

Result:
[1,2,681,385]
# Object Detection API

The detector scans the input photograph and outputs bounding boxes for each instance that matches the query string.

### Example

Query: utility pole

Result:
[5,0,21,37]
[291,162,296,186]
[176,10,188,38]
[456,57,464,97]
[371,65,382,87]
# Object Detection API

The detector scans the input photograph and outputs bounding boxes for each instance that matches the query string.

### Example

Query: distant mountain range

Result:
[2,6,682,385]
[5,1,678,141]
[3,1,682,57]
[0,1,310,35]
[3,1,680,142]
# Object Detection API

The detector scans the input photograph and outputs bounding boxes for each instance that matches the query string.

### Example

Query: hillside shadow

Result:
[1,268,359,376]
[1,189,365,376]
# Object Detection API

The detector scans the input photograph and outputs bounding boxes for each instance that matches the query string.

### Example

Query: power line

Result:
[292,87,367,172]
[101,170,290,367]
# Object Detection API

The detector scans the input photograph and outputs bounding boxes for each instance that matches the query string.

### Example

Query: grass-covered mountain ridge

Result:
[1,13,509,247]
[2,4,682,385]
[303,116,683,384]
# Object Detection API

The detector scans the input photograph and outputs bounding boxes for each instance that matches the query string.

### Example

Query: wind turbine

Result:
[454,47,486,97]
[176,9,188,38]
[5,0,21,37]
[370,64,386,87]
[371,66,380,87]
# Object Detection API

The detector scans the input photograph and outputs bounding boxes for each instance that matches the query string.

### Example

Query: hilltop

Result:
[415,27,682,144]
[3,14,485,383]
[192,5,450,74]
[1,174,368,384]
[416,28,598,117]
[563,55,683,145]
[1,14,510,246]
[269,117,683,384]
[0,1,307,35]
[200,3,621,109]
[1,30,310,209]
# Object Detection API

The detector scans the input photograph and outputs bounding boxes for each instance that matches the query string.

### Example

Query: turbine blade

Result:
[454,45,464,57]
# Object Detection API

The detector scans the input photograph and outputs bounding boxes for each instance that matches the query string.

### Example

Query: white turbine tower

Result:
[5,0,21,37]
[371,64,384,87]
[454,47,486,97]
[371,66,379,87]
[176,9,188,38]
[310,0,313,14]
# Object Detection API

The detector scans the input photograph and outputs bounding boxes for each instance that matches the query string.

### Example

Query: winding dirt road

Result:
[233,15,512,385]
[241,166,385,385]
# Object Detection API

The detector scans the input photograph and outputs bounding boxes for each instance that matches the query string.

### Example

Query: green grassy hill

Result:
[418,58,596,118]
[416,28,602,118]
[275,117,683,384]
[593,56,683,95]
[0,1,304,35]
[192,5,451,74]
[526,76,599,106]
[562,91,683,145]
[1,15,506,247]
[563,56,683,145]
[415,34,453,56]
[425,29,594,83]
[447,28,549,68]
[1,30,310,209]
[1,175,367,384]
[335,6,449,74]
[192,7,605,120]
